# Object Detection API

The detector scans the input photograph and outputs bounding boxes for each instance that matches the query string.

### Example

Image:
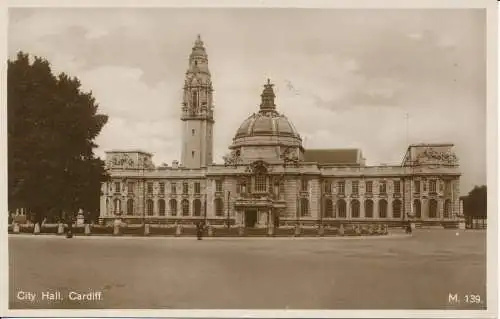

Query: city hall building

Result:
[99,36,462,228]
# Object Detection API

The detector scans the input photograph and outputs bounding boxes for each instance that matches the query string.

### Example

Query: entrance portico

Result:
[235,196,286,228]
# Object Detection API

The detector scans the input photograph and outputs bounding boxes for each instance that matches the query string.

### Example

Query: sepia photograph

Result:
[2,0,497,318]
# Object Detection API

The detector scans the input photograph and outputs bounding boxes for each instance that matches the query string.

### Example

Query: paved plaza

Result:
[9,229,486,310]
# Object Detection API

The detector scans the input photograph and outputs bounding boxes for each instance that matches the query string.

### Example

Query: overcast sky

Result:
[8,8,486,195]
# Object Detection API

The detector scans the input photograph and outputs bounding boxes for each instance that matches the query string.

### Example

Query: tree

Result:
[8,52,109,223]
[463,185,487,218]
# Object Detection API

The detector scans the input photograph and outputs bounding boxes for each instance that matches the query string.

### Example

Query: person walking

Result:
[196,221,204,240]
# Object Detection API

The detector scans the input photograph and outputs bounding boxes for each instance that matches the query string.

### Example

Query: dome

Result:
[235,112,301,139]
[229,80,303,163]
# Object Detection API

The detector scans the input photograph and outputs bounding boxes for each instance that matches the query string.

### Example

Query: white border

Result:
[0,0,497,318]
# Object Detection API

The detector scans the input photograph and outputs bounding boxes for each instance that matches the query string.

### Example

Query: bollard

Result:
[338,224,345,236]
[317,225,324,237]
[57,223,64,235]
[34,223,41,235]
[84,224,91,236]
[294,224,301,237]
[267,226,275,237]
[175,224,182,237]
[144,224,150,236]
[13,222,20,234]
[113,219,121,236]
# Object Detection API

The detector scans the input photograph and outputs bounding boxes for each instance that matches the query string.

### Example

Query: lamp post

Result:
[226,191,231,228]
[204,193,207,224]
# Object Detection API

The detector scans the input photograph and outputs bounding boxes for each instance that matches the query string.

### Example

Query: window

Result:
[351,200,360,218]
[429,199,438,218]
[192,91,198,108]
[171,183,177,194]
[393,181,401,194]
[215,198,224,216]
[193,199,202,216]
[365,181,373,194]
[300,198,309,217]
[324,199,334,218]
[126,199,134,215]
[365,200,374,218]
[414,180,421,193]
[192,129,195,136]
[127,182,134,194]
[192,151,195,158]
[379,181,387,194]
[324,180,332,193]
[194,182,201,194]
[337,181,345,195]
[114,199,121,212]
[337,199,346,218]
[215,180,223,192]
[147,182,153,194]
[444,199,451,218]
[352,181,359,195]
[147,199,154,216]
[169,199,177,216]
[181,199,189,216]
[158,199,165,216]
[159,182,165,194]
[429,180,437,193]
[183,182,189,194]
[114,182,121,194]
[379,199,387,218]
[423,180,427,192]
[392,200,402,218]
[255,175,267,192]
[413,199,421,218]
[301,179,308,192]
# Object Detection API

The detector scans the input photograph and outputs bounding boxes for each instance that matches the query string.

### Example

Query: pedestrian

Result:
[405,221,412,235]
[196,221,204,240]
[66,213,74,239]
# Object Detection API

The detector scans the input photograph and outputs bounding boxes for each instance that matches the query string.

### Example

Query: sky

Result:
[8,8,486,195]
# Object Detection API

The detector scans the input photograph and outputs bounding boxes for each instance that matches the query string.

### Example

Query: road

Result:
[8,229,487,310]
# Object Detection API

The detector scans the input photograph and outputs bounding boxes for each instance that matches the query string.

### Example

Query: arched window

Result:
[147,199,154,216]
[379,199,388,218]
[181,199,190,216]
[365,200,374,218]
[114,199,121,213]
[193,199,202,216]
[192,91,198,109]
[392,199,402,219]
[324,198,334,218]
[337,199,346,218]
[126,199,134,215]
[169,199,177,216]
[429,199,438,218]
[158,199,165,216]
[444,199,451,218]
[106,198,109,214]
[351,200,360,218]
[300,198,309,217]
[413,199,421,218]
[215,198,224,216]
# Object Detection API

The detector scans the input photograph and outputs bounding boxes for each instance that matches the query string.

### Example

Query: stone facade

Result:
[99,36,462,228]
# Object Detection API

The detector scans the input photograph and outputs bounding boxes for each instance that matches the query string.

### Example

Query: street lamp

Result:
[226,191,231,228]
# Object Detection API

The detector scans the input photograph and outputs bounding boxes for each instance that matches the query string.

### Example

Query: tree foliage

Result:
[8,52,109,222]
[463,185,487,218]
